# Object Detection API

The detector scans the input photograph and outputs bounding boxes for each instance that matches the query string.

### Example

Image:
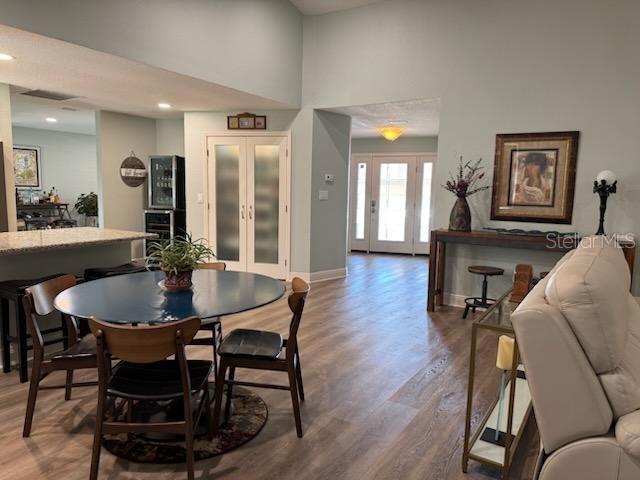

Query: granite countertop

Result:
[0,228,156,256]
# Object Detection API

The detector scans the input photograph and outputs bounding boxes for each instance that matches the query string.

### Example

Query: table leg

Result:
[427,231,438,312]
[436,241,446,306]
[502,343,520,479]
[462,323,478,473]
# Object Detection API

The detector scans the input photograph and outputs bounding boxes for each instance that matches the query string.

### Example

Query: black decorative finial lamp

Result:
[593,170,617,235]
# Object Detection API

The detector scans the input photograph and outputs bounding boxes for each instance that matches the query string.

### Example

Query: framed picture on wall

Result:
[13,145,41,188]
[490,131,579,224]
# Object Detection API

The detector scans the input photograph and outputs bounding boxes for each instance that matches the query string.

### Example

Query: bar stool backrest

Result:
[196,262,227,271]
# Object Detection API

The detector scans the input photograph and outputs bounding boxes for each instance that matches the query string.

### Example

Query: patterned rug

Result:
[102,387,268,463]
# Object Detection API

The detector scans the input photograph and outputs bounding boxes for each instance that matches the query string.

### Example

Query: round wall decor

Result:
[120,151,147,187]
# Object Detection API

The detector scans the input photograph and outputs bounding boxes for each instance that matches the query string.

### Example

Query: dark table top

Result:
[54,270,286,325]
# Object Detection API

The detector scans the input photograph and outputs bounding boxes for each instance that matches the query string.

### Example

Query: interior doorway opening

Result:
[327,98,440,256]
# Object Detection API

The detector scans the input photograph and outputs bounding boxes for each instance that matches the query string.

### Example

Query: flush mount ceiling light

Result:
[45,117,58,123]
[0,53,15,61]
[158,102,172,109]
[378,125,405,142]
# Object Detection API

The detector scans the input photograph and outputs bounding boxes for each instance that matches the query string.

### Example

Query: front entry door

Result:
[349,153,435,255]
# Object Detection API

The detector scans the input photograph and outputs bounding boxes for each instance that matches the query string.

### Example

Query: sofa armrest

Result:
[512,303,612,453]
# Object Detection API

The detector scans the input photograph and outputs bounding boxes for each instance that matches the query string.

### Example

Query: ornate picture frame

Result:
[227,112,267,130]
[13,145,42,188]
[490,131,579,224]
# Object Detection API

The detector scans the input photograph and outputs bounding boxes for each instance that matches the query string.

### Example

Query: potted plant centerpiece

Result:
[442,157,490,231]
[74,192,99,226]
[146,235,215,292]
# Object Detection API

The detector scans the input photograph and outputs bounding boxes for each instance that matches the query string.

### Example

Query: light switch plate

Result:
[196,193,204,204]
[319,190,329,201]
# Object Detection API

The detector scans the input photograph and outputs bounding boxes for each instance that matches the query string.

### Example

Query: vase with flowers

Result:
[442,157,490,231]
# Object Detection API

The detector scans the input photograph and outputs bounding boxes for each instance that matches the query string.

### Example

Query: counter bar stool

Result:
[463,266,504,319]
[190,261,227,376]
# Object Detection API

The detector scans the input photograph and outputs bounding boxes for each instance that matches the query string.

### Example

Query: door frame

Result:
[348,151,437,255]
[202,131,292,279]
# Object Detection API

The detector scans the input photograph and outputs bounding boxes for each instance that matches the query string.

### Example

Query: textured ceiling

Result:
[0,24,288,133]
[290,0,384,15]
[327,99,440,138]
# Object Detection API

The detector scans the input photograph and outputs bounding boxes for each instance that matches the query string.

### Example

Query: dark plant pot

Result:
[449,196,471,232]
[163,269,193,292]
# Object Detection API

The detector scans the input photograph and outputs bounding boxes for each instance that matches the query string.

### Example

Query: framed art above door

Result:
[205,132,290,279]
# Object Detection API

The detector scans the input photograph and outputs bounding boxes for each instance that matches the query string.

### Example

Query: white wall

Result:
[96,111,156,258]
[155,118,185,157]
[351,136,438,154]
[302,0,640,295]
[12,127,97,218]
[0,0,303,107]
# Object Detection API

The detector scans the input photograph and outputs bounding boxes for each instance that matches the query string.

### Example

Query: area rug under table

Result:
[102,387,268,463]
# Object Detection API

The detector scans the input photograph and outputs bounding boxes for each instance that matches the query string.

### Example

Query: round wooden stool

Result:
[463,266,504,319]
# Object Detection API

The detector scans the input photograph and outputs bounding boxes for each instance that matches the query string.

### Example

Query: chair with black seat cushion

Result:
[88,316,213,480]
[22,274,98,437]
[213,277,310,437]
[189,261,226,376]
[463,265,505,319]
[83,262,146,281]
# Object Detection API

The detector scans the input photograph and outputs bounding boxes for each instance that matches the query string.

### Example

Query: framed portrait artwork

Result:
[490,132,579,224]
[13,145,42,188]
[227,112,267,130]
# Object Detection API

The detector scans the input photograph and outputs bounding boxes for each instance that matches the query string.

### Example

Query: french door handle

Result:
[249,205,253,220]
[241,205,245,219]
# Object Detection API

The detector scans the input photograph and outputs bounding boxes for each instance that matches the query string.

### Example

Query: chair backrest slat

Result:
[287,277,310,352]
[196,262,226,271]
[88,317,200,363]
[26,274,76,316]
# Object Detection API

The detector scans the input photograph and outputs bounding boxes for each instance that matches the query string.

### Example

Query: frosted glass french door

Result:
[207,136,288,278]
[349,153,435,254]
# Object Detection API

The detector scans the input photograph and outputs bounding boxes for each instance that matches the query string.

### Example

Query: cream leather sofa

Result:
[512,238,640,480]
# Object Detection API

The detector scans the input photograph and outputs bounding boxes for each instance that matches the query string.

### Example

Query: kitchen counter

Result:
[0,227,156,281]
[0,227,154,256]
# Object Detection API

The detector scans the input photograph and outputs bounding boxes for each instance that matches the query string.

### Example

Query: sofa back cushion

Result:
[545,238,630,374]
[545,237,640,418]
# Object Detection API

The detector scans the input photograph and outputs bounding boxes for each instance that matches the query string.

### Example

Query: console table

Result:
[427,229,636,312]
[462,289,529,479]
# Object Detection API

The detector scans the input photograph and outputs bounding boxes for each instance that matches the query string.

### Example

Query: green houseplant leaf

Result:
[145,234,216,275]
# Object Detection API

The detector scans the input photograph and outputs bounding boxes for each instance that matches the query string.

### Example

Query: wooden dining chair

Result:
[22,274,97,437]
[190,261,227,376]
[88,316,213,480]
[213,277,310,437]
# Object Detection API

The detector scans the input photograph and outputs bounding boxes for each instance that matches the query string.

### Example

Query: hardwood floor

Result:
[0,253,539,480]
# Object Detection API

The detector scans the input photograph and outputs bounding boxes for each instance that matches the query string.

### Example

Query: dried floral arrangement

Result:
[442,157,490,198]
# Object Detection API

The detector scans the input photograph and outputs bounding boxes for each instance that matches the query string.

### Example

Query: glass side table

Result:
[462,289,533,479]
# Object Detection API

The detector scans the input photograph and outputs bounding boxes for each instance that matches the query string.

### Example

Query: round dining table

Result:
[54,269,286,324]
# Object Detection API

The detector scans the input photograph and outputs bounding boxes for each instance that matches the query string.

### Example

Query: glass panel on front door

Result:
[377,163,408,242]
[253,145,280,264]
[420,162,433,243]
[355,162,367,239]
[215,145,240,261]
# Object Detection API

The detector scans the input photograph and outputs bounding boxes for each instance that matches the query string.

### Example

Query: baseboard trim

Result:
[443,292,467,308]
[288,267,348,283]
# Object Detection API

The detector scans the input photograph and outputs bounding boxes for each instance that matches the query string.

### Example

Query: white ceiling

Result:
[0,24,289,134]
[290,0,384,15]
[326,98,440,138]
[11,91,97,135]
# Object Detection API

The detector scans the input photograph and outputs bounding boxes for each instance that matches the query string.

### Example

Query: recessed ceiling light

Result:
[158,103,172,109]
[0,53,15,61]
[45,117,58,123]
